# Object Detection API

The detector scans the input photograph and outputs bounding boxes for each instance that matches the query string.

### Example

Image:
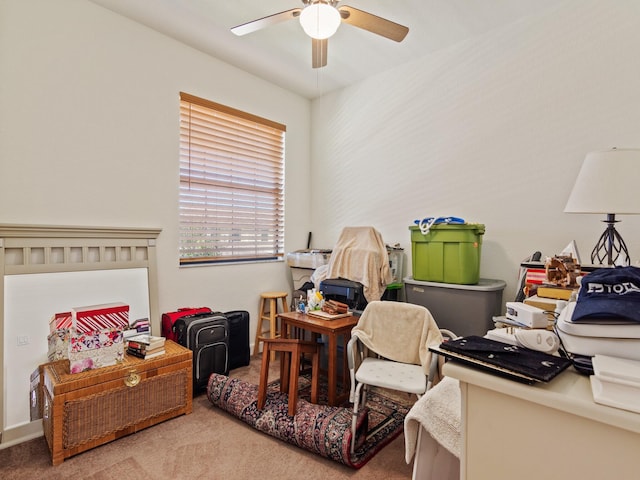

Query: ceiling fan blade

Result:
[312,38,328,69]
[231,8,302,36]
[338,5,409,42]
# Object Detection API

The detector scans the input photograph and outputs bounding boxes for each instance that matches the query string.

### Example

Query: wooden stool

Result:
[253,291,289,361]
[257,338,320,416]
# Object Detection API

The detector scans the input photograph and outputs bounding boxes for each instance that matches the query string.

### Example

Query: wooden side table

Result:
[257,338,320,416]
[278,311,359,406]
[42,340,192,465]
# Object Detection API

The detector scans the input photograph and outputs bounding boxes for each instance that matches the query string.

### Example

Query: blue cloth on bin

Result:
[413,217,465,235]
[413,217,465,226]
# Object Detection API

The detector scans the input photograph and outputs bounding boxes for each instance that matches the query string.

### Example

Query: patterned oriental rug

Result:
[207,373,411,469]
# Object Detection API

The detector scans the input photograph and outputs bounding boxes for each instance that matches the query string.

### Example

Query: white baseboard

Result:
[0,419,43,450]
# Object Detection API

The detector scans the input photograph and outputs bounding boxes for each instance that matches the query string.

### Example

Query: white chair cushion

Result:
[355,357,426,394]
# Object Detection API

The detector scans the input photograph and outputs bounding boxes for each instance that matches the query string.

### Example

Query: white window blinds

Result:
[179,92,286,265]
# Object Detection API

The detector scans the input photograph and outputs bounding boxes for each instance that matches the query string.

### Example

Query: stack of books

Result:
[122,318,151,342]
[525,285,578,320]
[535,284,577,301]
[127,334,166,359]
[591,355,640,413]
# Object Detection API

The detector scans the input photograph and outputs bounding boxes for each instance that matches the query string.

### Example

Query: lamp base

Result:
[590,214,630,266]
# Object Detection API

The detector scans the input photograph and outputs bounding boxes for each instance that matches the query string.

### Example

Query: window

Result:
[179,92,286,265]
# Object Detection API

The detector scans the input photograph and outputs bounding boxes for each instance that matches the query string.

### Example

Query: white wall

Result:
[2,0,639,339]
[2,0,640,374]
[309,0,640,303]
[1,0,639,447]
[5,269,150,429]
[0,0,312,325]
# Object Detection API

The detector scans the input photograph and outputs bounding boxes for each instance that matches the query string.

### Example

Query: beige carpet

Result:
[0,357,414,479]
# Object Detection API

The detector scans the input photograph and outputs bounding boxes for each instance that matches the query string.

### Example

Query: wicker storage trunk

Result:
[42,340,192,465]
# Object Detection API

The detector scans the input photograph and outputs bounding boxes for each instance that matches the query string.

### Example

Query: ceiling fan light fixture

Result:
[299,2,341,40]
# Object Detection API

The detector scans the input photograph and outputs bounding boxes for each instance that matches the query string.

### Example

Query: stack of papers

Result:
[591,355,640,413]
[127,335,166,359]
[306,310,352,320]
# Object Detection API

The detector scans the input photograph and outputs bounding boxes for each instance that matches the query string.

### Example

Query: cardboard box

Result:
[47,329,70,361]
[71,302,129,333]
[48,328,125,372]
[69,329,124,373]
[48,303,128,373]
[49,312,72,333]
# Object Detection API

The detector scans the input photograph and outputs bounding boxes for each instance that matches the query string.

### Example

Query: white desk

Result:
[443,362,640,480]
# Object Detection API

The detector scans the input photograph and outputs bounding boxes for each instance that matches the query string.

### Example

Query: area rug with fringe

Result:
[206,373,411,469]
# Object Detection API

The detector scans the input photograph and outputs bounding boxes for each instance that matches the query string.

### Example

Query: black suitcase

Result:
[173,312,229,392]
[222,310,251,371]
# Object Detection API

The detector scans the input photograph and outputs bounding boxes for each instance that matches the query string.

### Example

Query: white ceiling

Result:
[88,0,560,99]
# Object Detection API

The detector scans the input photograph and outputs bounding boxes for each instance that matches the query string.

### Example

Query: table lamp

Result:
[564,148,640,266]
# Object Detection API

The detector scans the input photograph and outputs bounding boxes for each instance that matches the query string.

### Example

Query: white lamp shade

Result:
[299,3,341,40]
[564,148,640,215]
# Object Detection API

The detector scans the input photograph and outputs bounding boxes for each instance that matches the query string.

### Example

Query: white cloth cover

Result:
[323,226,393,303]
[350,301,443,376]
[404,376,461,463]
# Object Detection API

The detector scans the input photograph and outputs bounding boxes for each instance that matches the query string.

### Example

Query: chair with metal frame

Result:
[346,300,455,454]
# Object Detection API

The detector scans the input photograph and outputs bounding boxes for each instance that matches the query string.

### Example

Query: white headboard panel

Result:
[0,224,161,448]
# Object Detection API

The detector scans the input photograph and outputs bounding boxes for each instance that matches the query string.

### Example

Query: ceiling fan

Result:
[231,0,409,68]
